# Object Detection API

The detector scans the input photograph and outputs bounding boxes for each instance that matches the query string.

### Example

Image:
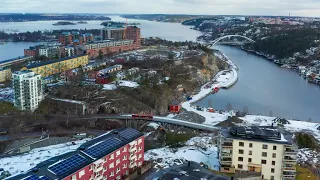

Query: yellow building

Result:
[219,126,297,180]
[0,66,12,82]
[22,55,88,77]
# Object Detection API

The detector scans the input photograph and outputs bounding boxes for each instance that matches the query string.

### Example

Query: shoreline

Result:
[180,50,320,142]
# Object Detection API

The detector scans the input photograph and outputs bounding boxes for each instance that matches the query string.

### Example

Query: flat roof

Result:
[220,126,293,145]
[26,54,87,69]
[154,162,230,180]
[7,128,143,180]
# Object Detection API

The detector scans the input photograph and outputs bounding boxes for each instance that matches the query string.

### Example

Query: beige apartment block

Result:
[219,126,297,180]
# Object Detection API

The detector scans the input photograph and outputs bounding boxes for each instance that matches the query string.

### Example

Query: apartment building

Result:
[38,45,60,58]
[219,126,297,180]
[9,128,145,180]
[0,66,11,82]
[12,70,42,111]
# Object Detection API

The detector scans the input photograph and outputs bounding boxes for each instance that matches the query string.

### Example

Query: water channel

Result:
[1,16,319,121]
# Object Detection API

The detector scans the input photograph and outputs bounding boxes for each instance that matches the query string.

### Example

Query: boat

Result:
[212,87,220,93]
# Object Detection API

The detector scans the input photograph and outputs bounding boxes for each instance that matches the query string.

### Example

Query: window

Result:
[248,158,252,163]
[109,162,114,169]
[110,154,114,160]
[116,167,120,173]
[116,159,120,165]
[271,176,275,180]
[261,160,267,164]
[110,171,114,177]
[123,163,127,169]
[272,153,276,158]
[249,150,252,155]
[273,146,277,150]
[238,157,243,162]
[239,142,244,147]
[238,164,243,169]
[79,170,85,178]
[138,154,142,159]
[89,165,93,171]
[262,144,268,149]
[138,138,142,144]
[71,174,76,180]
[271,168,275,173]
[123,147,127,152]
[272,161,275,165]
[249,143,253,148]
[239,149,244,154]
[262,152,267,157]
[139,146,142,151]
[116,150,121,156]
[123,155,127,160]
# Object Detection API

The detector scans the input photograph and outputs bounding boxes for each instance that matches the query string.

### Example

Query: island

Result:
[77,21,88,24]
[53,21,76,26]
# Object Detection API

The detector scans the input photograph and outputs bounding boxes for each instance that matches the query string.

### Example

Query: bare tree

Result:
[269,110,273,117]
[243,106,249,115]
[226,102,233,111]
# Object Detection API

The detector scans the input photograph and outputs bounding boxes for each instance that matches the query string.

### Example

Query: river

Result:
[0,16,319,121]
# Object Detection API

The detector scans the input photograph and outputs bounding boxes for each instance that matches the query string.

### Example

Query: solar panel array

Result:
[48,154,87,176]
[23,175,51,180]
[119,128,141,140]
[83,137,122,158]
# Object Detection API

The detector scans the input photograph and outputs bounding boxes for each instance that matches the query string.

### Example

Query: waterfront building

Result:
[125,26,141,48]
[22,55,89,78]
[38,45,60,58]
[12,70,42,111]
[219,126,297,180]
[59,32,73,45]
[101,25,126,40]
[24,46,37,57]
[8,128,145,180]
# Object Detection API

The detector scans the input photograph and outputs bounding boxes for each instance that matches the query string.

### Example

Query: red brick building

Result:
[24,48,37,57]
[12,128,145,180]
[169,101,182,113]
[59,32,73,45]
[125,26,141,47]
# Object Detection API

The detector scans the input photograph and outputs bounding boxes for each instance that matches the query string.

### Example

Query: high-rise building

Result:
[101,27,126,40]
[125,26,141,48]
[219,126,297,180]
[9,128,145,180]
[12,70,43,111]
[38,45,60,58]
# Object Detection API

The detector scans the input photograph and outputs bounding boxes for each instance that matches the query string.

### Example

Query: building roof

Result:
[0,56,31,67]
[154,162,230,180]
[7,128,143,180]
[26,54,87,69]
[12,70,34,75]
[220,126,293,145]
[61,32,71,35]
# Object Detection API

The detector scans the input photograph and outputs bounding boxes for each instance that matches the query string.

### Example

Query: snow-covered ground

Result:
[145,135,219,170]
[1,138,91,177]
[102,80,139,90]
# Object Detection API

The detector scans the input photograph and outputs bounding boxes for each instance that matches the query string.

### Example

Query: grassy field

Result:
[0,102,17,114]
[296,165,318,180]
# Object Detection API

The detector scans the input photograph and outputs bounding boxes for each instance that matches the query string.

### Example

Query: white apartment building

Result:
[12,70,43,111]
[219,126,297,180]
[38,46,60,58]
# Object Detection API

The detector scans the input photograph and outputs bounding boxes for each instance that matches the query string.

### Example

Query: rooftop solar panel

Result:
[23,175,51,180]
[119,128,141,140]
[83,137,122,158]
[48,154,87,176]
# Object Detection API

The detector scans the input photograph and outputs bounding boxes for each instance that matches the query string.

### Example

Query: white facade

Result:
[12,70,43,111]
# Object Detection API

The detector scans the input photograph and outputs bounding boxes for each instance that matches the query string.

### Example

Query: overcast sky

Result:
[1,0,320,17]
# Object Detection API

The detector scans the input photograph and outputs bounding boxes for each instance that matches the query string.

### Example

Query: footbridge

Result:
[207,35,255,47]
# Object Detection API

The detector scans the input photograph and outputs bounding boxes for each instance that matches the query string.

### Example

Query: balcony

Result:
[94,165,103,173]
[130,154,137,161]
[95,174,103,180]
[282,166,296,171]
[283,156,296,164]
[221,142,233,148]
[221,153,232,157]
[130,147,137,153]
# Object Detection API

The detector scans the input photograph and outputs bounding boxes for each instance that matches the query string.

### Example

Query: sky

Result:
[1,0,320,17]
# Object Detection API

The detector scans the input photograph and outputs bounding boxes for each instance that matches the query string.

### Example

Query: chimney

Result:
[188,161,191,167]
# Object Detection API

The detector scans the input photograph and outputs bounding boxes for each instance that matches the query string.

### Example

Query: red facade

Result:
[86,44,137,59]
[24,49,37,57]
[59,34,73,45]
[126,26,141,48]
[169,104,181,113]
[63,136,145,180]
[96,76,111,84]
